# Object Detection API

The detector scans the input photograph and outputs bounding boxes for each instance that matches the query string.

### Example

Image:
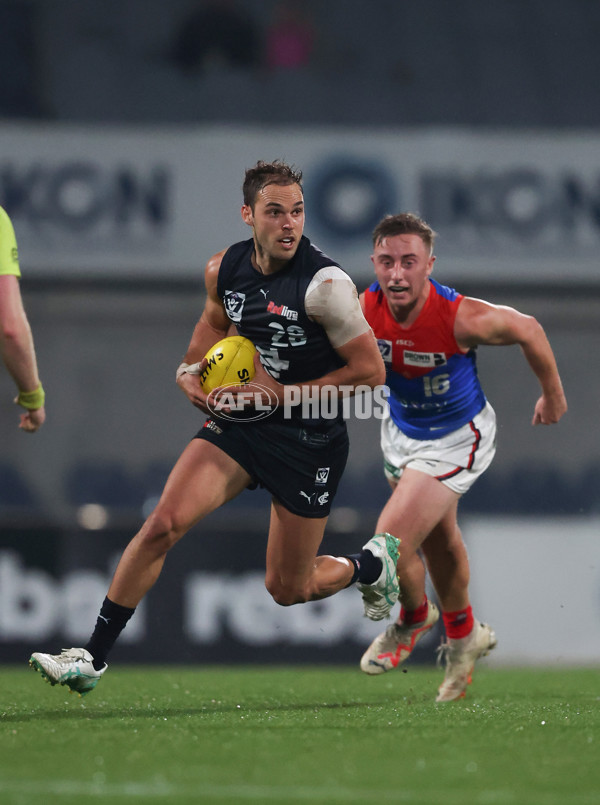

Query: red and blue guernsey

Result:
[363,278,487,439]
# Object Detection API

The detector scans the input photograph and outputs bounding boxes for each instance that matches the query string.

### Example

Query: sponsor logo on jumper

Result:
[315,467,330,485]
[223,290,246,323]
[259,288,269,298]
[267,300,299,320]
[396,338,415,346]
[403,351,447,367]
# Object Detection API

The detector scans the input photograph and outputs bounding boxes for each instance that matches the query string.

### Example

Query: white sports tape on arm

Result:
[176,362,202,380]
[305,266,371,348]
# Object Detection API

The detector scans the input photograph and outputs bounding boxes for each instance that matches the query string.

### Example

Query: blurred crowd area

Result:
[2,0,600,127]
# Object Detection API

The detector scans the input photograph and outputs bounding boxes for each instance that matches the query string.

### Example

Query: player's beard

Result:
[254,231,297,269]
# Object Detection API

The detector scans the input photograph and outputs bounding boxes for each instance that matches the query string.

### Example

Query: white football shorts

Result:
[381,401,497,496]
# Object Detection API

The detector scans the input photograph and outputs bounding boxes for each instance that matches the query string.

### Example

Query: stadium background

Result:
[0,0,598,667]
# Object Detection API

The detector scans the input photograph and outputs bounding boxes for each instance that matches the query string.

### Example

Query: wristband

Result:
[16,383,45,410]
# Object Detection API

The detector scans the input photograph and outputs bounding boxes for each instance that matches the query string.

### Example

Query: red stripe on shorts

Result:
[435,418,481,481]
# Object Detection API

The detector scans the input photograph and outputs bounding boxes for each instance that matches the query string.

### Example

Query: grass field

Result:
[1,664,598,805]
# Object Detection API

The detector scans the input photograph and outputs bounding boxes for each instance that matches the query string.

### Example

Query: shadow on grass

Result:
[2,695,412,723]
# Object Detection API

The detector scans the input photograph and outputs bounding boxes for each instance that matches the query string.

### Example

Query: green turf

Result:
[1,665,598,805]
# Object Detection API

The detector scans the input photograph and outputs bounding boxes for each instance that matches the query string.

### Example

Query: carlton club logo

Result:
[206,382,279,422]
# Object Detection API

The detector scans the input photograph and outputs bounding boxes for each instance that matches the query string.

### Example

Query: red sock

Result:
[442,605,474,639]
[400,596,429,626]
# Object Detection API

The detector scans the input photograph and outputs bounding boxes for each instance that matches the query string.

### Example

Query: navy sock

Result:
[343,549,383,586]
[85,596,135,670]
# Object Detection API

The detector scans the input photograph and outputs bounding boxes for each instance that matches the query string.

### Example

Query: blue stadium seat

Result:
[0,461,38,508]
[461,470,503,514]
[64,461,144,509]
[333,463,390,514]
[501,464,574,515]
[138,459,269,513]
[139,460,173,501]
[571,462,600,515]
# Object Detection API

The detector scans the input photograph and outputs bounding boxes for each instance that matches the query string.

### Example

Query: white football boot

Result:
[29,648,107,696]
[360,601,440,674]
[435,621,497,702]
[357,532,401,621]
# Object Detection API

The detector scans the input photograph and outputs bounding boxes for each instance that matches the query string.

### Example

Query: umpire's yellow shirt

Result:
[0,206,21,277]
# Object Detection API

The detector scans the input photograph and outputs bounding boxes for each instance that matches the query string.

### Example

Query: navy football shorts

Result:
[195,416,349,518]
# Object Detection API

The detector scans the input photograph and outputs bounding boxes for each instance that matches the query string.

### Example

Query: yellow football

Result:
[200,336,257,393]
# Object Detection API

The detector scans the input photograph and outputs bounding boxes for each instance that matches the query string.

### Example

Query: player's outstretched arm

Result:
[455,297,567,425]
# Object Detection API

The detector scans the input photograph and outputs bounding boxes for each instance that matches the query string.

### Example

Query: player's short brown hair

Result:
[243,160,303,208]
[372,213,437,253]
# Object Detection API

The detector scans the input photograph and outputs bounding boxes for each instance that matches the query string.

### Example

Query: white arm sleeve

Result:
[305,266,371,348]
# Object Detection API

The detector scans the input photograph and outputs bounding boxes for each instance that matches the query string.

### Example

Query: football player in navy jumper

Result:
[29,160,401,695]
